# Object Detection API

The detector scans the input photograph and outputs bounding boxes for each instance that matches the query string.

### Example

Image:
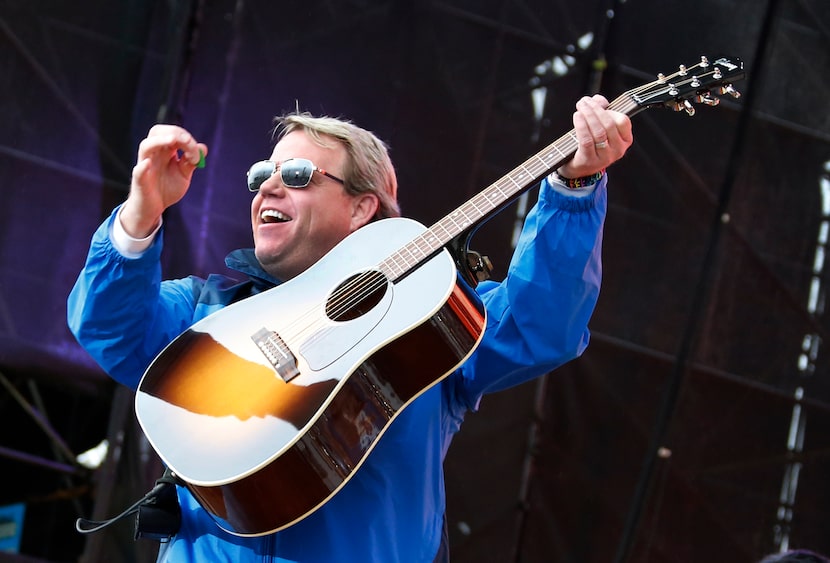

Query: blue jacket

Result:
[68,177,606,562]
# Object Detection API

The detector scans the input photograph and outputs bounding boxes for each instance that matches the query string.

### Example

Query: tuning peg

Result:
[696,93,720,106]
[720,84,742,98]
[669,100,696,115]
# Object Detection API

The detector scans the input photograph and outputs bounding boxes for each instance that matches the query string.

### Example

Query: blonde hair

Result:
[274,113,400,219]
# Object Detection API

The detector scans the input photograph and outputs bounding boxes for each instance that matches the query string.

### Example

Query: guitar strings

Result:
[268,61,723,362]
[275,63,707,345]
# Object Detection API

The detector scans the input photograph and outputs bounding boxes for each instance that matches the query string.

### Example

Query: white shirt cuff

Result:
[110,207,162,258]
[546,172,598,198]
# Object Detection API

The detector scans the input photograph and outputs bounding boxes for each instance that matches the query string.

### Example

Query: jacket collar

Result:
[224,248,283,290]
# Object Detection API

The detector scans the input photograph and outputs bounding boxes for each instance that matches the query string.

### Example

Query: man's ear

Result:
[350,193,380,230]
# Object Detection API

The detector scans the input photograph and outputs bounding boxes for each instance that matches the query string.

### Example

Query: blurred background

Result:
[1,0,829,561]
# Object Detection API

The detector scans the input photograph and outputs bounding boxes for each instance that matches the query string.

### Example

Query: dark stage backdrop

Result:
[1,1,829,561]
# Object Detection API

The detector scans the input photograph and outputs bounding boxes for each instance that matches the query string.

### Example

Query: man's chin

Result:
[254,247,281,269]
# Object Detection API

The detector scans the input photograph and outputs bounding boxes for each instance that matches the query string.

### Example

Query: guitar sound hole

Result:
[326,270,389,321]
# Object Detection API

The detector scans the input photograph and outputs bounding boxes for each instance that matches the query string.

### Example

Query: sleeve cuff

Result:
[546,171,600,198]
[109,207,162,259]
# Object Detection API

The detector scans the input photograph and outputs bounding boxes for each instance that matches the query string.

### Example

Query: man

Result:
[68,94,632,561]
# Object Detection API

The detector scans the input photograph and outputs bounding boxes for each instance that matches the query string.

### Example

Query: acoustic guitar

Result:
[135,56,745,536]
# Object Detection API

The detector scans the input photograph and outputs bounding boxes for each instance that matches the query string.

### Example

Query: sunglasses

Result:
[246,158,345,192]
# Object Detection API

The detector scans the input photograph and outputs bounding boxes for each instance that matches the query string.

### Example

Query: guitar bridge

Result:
[252,328,301,382]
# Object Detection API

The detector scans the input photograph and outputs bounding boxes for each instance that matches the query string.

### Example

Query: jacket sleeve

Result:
[451,175,607,412]
[67,207,199,390]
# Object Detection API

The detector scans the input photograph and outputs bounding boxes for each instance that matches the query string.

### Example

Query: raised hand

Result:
[120,125,208,238]
[558,94,632,179]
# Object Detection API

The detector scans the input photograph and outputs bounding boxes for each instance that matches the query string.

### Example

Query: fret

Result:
[378,257,400,279]
[533,153,552,171]
[447,210,472,232]
[466,195,487,217]
[505,173,523,189]
[487,184,508,202]
[481,189,501,211]
[432,220,454,241]
[421,230,441,248]
[401,243,421,265]
[548,141,570,160]
[412,237,431,259]
[567,131,579,146]
[512,164,533,186]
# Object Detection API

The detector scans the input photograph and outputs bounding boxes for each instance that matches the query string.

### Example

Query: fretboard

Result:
[376,93,639,282]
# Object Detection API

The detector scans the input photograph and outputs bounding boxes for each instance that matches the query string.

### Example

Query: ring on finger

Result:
[595,140,608,149]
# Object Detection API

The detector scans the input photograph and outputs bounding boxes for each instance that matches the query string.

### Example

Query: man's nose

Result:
[258,172,287,194]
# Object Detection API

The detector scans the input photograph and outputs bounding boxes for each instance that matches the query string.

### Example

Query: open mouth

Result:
[261,209,291,224]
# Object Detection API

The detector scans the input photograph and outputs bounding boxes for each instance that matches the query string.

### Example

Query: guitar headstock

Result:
[629,56,745,116]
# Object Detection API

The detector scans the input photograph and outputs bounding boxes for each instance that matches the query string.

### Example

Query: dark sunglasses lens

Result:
[281,159,313,188]
[247,161,275,192]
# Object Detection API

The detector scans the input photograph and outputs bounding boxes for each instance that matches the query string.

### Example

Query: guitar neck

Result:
[377,93,640,282]
[377,55,746,282]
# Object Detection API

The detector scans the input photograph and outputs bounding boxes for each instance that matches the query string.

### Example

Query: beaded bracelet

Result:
[552,168,605,189]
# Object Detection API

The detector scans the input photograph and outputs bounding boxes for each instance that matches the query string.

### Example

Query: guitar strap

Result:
[133,468,182,541]
[75,467,182,542]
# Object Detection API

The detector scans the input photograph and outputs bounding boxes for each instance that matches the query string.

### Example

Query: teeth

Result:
[261,209,290,223]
